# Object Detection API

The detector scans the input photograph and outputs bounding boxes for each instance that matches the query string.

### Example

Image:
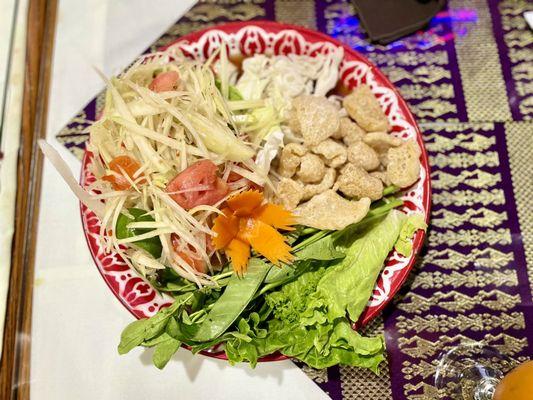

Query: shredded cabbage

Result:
[40,47,346,286]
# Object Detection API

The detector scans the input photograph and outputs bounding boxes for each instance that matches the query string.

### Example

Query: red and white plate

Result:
[80,21,431,361]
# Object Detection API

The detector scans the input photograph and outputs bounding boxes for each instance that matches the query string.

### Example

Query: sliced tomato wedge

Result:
[166,160,229,210]
[102,155,145,190]
[171,234,207,274]
[149,71,179,92]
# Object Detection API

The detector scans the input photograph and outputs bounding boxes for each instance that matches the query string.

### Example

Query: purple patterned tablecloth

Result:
[56,1,533,399]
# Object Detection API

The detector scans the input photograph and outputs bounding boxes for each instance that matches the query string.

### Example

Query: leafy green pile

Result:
[118,202,425,371]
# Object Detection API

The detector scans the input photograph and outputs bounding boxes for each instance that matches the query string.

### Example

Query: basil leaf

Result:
[166,316,199,343]
[153,336,182,369]
[264,263,295,284]
[142,332,174,347]
[118,319,152,355]
[118,309,172,354]
[191,258,270,342]
[294,234,345,261]
[116,208,162,258]
[118,294,190,355]
[264,231,342,286]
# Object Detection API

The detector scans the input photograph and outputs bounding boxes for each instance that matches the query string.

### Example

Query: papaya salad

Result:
[40,44,427,370]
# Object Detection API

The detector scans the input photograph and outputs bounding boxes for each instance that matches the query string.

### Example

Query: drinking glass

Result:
[434,342,532,400]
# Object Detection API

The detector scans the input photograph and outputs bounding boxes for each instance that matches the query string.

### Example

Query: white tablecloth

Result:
[30,1,328,399]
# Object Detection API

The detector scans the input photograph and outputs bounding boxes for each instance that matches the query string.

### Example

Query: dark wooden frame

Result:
[0,0,58,398]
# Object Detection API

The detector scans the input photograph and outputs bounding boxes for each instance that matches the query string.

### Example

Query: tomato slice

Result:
[166,160,229,210]
[102,155,144,190]
[149,71,179,92]
[171,233,207,273]
[227,171,244,183]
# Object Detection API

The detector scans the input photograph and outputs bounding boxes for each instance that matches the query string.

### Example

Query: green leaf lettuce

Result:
[318,210,407,322]
[394,213,427,257]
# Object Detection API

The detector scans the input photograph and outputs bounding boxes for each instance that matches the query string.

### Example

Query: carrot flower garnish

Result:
[212,190,295,274]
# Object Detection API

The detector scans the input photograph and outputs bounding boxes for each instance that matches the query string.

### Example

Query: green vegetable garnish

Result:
[317,210,406,321]
[116,208,163,258]
[117,207,423,372]
[215,78,243,101]
[394,213,427,256]
[190,258,271,342]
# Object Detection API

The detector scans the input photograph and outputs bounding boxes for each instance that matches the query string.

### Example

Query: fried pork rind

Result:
[292,95,340,145]
[370,171,392,186]
[347,141,380,171]
[363,131,402,153]
[278,143,307,178]
[363,131,402,167]
[405,138,422,157]
[287,108,300,135]
[295,190,371,230]
[386,139,421,188]
[275,178,304,210]
[342,85,389,132]
[296,153,326,183]
[312,139,347,168]
[337,117,366,146]
[335,163,383,200]
[302,168,336,200]
[330,127,344,140]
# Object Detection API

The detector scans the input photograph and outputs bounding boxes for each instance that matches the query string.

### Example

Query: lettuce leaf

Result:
[119,210,413,372]
[317,210,406,322]
[394,213,427,257]
[294,233,345,261]
[224,264,384,370]
[222,211,410,370]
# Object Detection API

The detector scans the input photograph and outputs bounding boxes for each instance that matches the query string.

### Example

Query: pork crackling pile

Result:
[272,85,421,231]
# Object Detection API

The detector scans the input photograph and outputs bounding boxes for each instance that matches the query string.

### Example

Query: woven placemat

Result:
[56,1,533,398]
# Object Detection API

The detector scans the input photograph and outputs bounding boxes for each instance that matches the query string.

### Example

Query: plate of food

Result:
[41,21,430,370]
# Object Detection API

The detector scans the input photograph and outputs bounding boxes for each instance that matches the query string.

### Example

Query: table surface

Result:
[19,0,533,399]
[30,1,327,399]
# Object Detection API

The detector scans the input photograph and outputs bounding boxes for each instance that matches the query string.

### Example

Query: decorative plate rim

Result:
[80,20,432,363]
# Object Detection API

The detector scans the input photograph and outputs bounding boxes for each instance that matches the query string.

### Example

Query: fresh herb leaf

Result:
[119,207,409,372]
[152,336,182,369]
[142,332,174,347]
[118,319,153,355]
[116,208,162,258]
[264,263,295,284]
[118,294,190,355]
[294,232,345,261]
[165,316,197,342]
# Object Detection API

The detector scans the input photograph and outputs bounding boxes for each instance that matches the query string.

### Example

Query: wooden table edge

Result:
[0,0,58,398]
